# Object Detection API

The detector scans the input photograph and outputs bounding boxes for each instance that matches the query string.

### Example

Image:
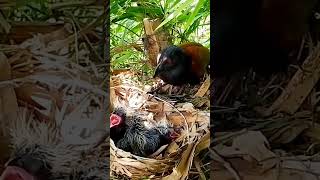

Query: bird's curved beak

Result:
[153,53,162,78]
[156,53,161,65]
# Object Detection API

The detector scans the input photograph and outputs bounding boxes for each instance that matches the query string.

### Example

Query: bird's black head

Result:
[154,45,192,85]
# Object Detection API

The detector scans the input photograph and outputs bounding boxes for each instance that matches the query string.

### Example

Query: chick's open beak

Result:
[0,166,35,180]
[110,114,122,128]
[169,131,180,140]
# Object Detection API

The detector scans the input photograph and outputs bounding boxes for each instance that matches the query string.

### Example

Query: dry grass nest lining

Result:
[0,22,108,178]
[0,23,107,133]
[211,37,320,180]
[110,73,210,179]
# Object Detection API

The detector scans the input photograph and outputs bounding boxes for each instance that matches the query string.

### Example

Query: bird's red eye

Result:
[110,114,122,128]
[163,58,172,65]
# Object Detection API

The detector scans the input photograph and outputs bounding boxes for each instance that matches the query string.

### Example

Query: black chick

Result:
[110,107,177,157]
[0,153,52,180]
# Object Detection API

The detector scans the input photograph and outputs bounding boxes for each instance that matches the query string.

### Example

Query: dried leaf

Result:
[163,142,197,180]
[166,141,180,155]
[269,122,309,144]
[194,75,210,98]
[14,83,48,110]
[0,52,17,163]
[193,156,206,180]
[266,44,320,115]
[0,12,11,34]
[231,131,276,172]
[195,132,210,155]
[191,97,210,108]
[213,156,320,180]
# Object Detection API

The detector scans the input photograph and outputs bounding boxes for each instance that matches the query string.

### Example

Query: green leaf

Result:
[154,0,195,32]
[183,0,206,30]
[112,6,163,23]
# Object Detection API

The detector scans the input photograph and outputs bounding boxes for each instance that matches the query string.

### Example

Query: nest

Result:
[110,72,210,179]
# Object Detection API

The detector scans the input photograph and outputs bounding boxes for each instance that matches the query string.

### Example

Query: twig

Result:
[212,129,248,144]
[260,75,278,96]
[209,148,241,180]
[297,34,306,60]
[66,16,79,65]
[65,12,104,62]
